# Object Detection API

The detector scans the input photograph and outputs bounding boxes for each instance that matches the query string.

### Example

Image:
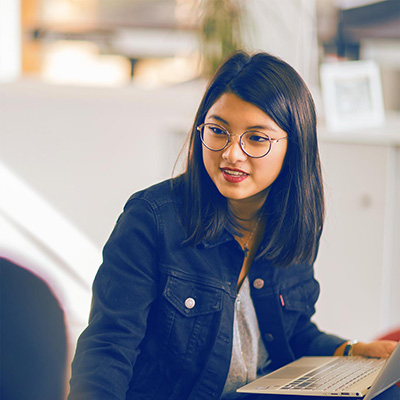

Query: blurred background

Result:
[1,0,400,398]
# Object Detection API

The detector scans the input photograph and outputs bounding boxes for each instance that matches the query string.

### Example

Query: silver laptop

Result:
[237,341,400,398]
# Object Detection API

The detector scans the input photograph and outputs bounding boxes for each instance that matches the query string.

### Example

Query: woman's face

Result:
[202,92,288,210]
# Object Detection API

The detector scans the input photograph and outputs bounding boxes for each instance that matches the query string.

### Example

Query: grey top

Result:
[221,277,269,399]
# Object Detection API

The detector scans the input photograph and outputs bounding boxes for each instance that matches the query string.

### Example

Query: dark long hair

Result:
[181,51,324,267]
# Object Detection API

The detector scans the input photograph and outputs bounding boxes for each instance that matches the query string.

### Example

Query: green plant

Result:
[199,0,243,77]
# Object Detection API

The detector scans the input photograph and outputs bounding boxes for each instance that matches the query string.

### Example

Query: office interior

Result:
[1,0,400,398]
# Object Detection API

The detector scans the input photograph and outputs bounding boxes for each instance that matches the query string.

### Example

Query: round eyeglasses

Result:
[197,123,288,159]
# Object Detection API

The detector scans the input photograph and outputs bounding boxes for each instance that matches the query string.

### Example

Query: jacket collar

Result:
[198,229,236,249]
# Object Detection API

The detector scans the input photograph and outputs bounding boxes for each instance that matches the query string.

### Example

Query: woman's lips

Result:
[220,167,249,183]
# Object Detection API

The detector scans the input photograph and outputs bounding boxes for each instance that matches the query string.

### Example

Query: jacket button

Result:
[264,333,274,342]
[253,278,264,289]
[184,297,196,309]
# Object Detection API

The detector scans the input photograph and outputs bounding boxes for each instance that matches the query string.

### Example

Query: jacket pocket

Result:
[159,272,224,359]
[280,278,320,336]
[163,274,223,317]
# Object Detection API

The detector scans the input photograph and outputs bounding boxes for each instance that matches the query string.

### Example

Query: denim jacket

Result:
[68,177,346,400]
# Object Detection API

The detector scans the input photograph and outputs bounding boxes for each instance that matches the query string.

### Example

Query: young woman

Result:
[68,51,397,400]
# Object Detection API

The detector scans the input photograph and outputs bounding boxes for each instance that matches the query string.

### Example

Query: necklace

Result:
[240,211,264,258]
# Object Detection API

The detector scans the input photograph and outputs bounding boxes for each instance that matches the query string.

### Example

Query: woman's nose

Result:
[221,136,247,163]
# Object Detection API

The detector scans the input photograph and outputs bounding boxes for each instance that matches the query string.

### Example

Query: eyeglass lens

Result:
[199,123,272,158]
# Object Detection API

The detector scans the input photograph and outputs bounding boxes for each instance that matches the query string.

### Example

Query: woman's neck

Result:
[227,188,270,225]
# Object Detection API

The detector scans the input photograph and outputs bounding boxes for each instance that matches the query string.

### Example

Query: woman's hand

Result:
[352,340,398,358]
[335,340,398,358]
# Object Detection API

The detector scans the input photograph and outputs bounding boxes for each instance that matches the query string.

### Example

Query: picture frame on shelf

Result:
[320,60,385,132]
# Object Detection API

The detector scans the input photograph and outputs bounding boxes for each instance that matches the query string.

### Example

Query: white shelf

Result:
[318,112,400,147]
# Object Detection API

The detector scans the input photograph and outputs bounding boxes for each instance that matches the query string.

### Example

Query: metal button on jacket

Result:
[253,278,264,289]
[185,297,196,309]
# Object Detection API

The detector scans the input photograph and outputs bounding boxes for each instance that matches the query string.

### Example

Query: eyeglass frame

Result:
[197,122,288,159]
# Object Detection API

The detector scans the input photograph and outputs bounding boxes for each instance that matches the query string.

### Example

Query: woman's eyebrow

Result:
[207,115,229,125]
[248,124,278,132]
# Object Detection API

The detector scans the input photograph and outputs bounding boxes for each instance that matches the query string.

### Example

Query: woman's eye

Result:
[248,133,269,142]
[210,126,226,135]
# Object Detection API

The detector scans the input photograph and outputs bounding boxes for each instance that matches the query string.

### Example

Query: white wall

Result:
[242,0,319,88]
[0,80,204,248]
[0,0,21,82]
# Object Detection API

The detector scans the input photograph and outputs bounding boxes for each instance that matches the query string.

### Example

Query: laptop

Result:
[237,341,400,398]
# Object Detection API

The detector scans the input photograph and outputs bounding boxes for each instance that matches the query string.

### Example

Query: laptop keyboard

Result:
[280,357,385,392]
